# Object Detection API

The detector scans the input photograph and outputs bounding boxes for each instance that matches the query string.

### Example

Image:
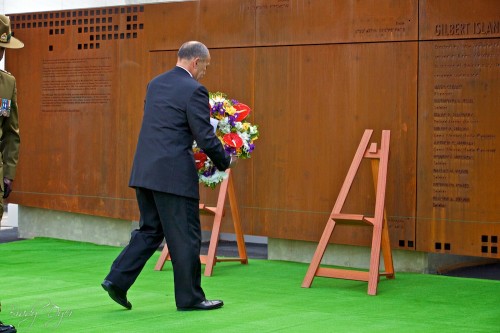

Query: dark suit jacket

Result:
[129,66,230,199]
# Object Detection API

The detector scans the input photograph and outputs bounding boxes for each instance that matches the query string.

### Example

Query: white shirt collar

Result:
[176,65,193,77]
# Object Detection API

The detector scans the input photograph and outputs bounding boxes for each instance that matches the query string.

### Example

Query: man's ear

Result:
[193,57,200,68]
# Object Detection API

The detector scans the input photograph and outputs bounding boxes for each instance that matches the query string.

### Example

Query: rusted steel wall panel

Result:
[417,0,500,257]
[7,1,499,257]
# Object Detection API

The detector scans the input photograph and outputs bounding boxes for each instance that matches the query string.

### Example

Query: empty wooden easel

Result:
[301,129,394,295]
[154,168,248,276]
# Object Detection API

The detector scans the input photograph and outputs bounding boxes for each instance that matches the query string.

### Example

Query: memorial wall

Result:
[417,1,500,256]
[6,0,499,257]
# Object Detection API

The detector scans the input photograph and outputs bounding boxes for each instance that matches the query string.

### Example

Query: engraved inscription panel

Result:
[419,0,500,40]
[145,0,418,51]
[255,0,418,45]
[41,57,112,112]
[417,39,500,257]
[8,6,147,220]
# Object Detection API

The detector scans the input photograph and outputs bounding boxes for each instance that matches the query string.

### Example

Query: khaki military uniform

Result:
[0,69,20,216]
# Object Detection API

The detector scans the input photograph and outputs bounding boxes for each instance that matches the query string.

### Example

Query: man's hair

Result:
[178,41,209,60]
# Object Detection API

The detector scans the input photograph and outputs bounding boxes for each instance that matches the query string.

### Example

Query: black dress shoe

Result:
[101,280,132,310]
[0,321,17,333]
[177,299,224,311]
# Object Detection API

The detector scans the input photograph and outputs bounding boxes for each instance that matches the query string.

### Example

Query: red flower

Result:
[223,133,243,148]
[233,103,251,121]
[194,152,208,170]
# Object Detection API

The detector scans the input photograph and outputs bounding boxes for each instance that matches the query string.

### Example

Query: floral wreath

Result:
[193,92,259,188]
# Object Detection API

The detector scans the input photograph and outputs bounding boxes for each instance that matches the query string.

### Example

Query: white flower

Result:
[210,95,225,105]
[238,131,250,142]
[242,141,250,152]
[200,170,228,186]
[234,122,244,131]
[218,118,231,134]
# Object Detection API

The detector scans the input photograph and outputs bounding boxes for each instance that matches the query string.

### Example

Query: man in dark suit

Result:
[102,41,231,311]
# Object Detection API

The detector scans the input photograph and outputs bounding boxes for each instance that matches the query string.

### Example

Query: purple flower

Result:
[210,102,226,117]
[224,146,237,155]
[203,167,216,177]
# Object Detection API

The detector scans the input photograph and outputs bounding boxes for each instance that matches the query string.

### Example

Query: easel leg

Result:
[203,169,231,276]
[302,220,336,288]
[381,216,395,278]
[204,213,222,276]
[228,172,248,264]
[367,223,383,295]
[154,244,170,271]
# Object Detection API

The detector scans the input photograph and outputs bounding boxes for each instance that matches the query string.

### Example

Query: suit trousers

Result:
[105,187,206,308]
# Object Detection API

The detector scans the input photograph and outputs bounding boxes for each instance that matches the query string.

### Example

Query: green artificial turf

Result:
[1,238,499,332]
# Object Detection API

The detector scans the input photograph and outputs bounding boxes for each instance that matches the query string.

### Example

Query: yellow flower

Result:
[225,105,236,115]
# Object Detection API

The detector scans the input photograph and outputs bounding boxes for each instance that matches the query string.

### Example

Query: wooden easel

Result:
[302,129,394,295]
[154,168,248,276]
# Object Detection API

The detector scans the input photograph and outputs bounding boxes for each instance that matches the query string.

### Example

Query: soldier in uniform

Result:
[0,15,22,333]
[0,14,22,223]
